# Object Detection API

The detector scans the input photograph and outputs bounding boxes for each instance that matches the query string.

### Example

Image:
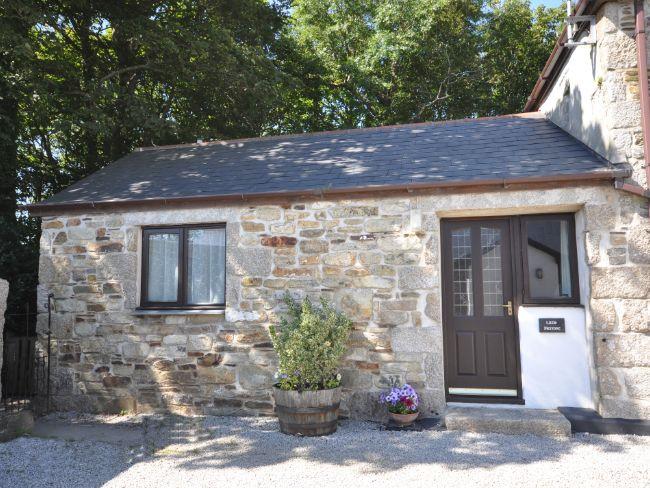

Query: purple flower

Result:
[378,383,419,413]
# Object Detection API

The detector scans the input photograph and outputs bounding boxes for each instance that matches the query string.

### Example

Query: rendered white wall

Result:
[538,0,648,188]
[518,306,594,409]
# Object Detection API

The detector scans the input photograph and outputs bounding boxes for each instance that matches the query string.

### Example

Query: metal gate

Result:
[1,295,52,415]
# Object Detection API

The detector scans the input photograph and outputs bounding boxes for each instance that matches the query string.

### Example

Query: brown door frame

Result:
[441,216,524,405]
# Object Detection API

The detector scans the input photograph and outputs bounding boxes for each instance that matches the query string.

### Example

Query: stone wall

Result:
[540,0,650,189]
[0,279,7,401]
[590,196,650,418]
[37,185,650,419]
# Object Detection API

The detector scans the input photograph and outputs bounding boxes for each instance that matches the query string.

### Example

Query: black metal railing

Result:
[1,294,52,415]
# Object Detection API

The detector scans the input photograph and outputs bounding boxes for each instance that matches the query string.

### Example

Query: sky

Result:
[531,0,565,6]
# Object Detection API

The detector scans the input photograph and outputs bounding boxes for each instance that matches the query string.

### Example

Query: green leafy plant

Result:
[270,293,353,391]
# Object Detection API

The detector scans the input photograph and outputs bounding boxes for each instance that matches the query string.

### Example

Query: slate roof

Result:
[35,113,614,209]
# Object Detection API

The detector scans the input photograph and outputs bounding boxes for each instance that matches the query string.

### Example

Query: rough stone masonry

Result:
[36,185,650,420]
[536,0,650,418]
[539,0,650,190]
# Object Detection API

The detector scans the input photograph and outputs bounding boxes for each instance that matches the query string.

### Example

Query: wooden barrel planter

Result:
[273,387,341,436]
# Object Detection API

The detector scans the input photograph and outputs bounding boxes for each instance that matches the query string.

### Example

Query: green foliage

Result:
[0,0,300,331]
[0,0,562,332]
[478,0,565,115]
[270,294,353,391]
[290,0,484,126]
[288,0,562,124]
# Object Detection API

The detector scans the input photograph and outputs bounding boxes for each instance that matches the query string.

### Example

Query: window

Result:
[141,224,226,309]
[451,227,473,316]
[521,214,579,304]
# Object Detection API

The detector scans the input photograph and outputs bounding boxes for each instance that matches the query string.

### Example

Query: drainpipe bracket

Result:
[614,180,650,198]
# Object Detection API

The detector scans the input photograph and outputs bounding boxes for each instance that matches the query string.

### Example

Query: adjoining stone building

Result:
[28,0,649,420]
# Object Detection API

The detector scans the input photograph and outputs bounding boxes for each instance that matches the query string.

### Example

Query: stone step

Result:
[444,406,572,438]
[0,409,34,442]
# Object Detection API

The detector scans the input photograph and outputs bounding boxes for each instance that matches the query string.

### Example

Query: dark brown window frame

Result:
[139,223,226,310]
[519,213,580,305]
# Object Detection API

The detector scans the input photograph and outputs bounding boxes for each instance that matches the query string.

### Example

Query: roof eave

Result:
[24,169,627,217]
[524,0,595,112]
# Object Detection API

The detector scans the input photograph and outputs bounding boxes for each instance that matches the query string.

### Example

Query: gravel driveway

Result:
[1,415,648,488]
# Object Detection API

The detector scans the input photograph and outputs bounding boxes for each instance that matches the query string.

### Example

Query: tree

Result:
[2,0,301,333]
[0,0,563,336]
[0,2,40,334]
[289,0,485,127]
[478,0,564,115]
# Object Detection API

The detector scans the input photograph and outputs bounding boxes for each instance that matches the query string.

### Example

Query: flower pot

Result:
[273,386,341,436]
[389,411,419,427]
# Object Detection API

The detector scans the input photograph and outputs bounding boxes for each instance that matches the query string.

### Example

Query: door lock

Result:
[502,300,513,316]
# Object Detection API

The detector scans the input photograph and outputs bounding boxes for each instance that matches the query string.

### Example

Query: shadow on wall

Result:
[39,217,446,421]
[37,226,280,418]
[544,81,630,175]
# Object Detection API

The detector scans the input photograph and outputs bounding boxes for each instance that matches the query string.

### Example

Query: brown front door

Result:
[441,218,521,402]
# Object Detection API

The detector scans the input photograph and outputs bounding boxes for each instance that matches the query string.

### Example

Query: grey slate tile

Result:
[38,114,612,206]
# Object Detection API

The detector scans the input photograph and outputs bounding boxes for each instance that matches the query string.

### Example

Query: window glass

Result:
[147,233,179,302]
[525,218,573,299]
[481,227,504,316]
[187,228,226,305]
[452,227,473,316]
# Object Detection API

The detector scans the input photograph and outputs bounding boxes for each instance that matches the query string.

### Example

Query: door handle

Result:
[502,300,513,316]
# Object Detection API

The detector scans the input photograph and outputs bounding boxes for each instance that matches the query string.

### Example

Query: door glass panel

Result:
[147,233,179,302]
[452,228,473,316]
[525,219,573,299]
[481,227,504,316]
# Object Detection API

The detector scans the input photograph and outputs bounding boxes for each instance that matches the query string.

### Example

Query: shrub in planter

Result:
[270,293,353,436]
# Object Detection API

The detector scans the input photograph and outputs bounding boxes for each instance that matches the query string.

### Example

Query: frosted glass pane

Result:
[481,227,504,317]
[147,233,179,302]
[187,228,225,305]
[452,227,473,316]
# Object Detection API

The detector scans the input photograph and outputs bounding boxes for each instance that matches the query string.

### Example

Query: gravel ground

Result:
[1,415,649,488]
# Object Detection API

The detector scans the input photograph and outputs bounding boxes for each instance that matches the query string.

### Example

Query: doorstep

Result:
[444,405,571,438]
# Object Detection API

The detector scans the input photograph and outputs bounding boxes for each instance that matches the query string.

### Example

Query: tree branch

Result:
[97,63,157,85]
[415,48,474,120]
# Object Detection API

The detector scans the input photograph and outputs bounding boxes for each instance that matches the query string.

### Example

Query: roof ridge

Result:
[136,112,546,152]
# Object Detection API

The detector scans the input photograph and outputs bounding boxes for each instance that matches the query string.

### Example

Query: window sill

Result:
[132,308,225,316]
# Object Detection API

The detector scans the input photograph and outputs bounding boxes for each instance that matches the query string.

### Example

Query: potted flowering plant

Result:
[379,384,420,426]
[270,293,352,436]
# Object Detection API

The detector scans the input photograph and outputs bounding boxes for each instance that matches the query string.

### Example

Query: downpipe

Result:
[634,0,650,203]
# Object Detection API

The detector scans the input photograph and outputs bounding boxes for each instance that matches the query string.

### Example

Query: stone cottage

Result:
[28,0,649,420]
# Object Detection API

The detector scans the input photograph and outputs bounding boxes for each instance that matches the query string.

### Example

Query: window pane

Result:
[187,228,226,305]
[526,219,573,299]
[147,233,179,302]
[481,227,504,316]
[452,227,473,316]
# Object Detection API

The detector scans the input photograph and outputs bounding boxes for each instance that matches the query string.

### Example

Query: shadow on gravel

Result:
[139,416,642,474]
[6,413,643,488]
